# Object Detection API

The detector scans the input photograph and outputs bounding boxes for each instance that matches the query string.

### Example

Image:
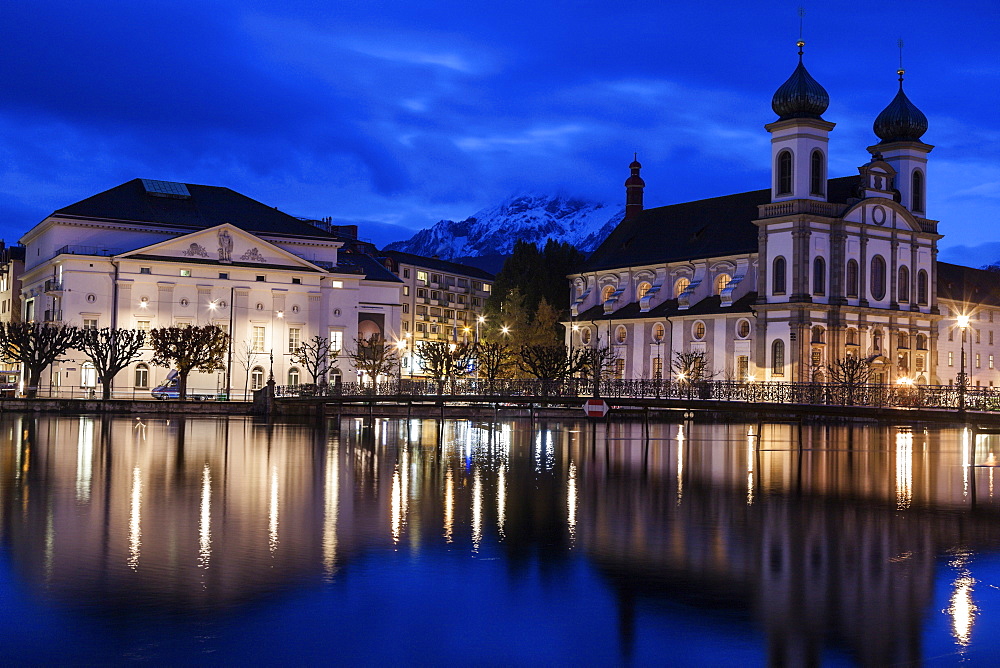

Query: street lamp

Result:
[958,314,970,411]
[395,339,407,390]
[476,315,485,343]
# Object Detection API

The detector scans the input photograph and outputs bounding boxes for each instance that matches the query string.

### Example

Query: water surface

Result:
[2,415,1000,665]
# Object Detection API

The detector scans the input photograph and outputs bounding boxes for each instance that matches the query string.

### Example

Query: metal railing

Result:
[273,378,1000,411]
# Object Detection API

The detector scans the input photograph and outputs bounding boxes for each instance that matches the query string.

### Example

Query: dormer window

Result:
[715,274,731,295]
[601,285,616,302]
[674,277,690,298]
[636,281,652,300]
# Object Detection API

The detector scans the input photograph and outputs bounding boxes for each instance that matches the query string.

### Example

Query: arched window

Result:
[813,257,826,296]
[601,285,616,302]
[811,326,825,344]
[288,368,300,386]
[898,332,909,349]
[636,281,652,300]
[777,150,793,195]
[917,334,927,350]
[81,362,96,388]
[674,277,690,298]
[898,266,910,302]
[581,328,592,345]
[134,363,149,389]
[715,273,732,295]
[772,340,785,376]
[251,366,265,391]
[810,150,825,195]
[846,260,859,298]
[917,270,928,305]
[616,326,627,343]
[846,328,859,346]
[652,323,665,342]
[737,319,751,339]
[693,321,706,340]
[871,255,887,300]
[912,170,925,213]
[772,257,787,295]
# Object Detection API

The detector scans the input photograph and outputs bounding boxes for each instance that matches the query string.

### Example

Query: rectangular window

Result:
[329,330,343,353]
[458,295,467,304]
[484,284,491,293]
[83,318,98,330]
[331,280,343,289]
[432,291,440,300]
[431,274,441,283]
[136,320,151,334]
[416,323,425,332]
[292,278,301,285]
[949,351,954,367]
[430,307,441,316]
[402,303,409,313]
[458,278,468,287]
[737,356,749,379]
[403,286,410,296]
[417,271,428,283]
[473,281,482,291]
[991,355,995,370]
[614,359,625,380]
[180,269,191,277]
[977,353,982,369]
[418,289,427,298]
[403,268,410,279]
[256,275,266,282]
[431,325,438,334]
[140,267,151,275]
[417,306,427,316]
[446,310,454,319]
[288,327,301,354]
[219,272,229,279]
[402,320,409,330]
[252,326,266,352]
[652,356,664,378]
[991,331,995,346]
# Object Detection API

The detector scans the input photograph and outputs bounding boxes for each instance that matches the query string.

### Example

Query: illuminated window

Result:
[83,318,98,331]
[772,340,785,376]
[614,359,625,380]
[674,277,691,298]
[136,320,150,334]
[251,367,264,391]
[288,327,301,354]
[715,273,732,295]
[601,285,616,302]
[693,321,706,340]
[288,368,300,385]
[637,281,652,300]
[252,326,266,352]
[616,326,627,343]
[81,362,96,388]
[653,323,665,342]
[134,364,149,389]
[417,271,428,283]
[329,330,343,353]
[180,269,191,277]
[737,319,751,338]
[581,328,591,345]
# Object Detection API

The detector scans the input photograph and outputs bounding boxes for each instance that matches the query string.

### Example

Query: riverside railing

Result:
[273,379,1000,412]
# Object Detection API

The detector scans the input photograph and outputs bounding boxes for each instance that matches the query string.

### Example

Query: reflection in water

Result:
[4,415,1000,664]
[199,464,211,569]
[128,465,142,570]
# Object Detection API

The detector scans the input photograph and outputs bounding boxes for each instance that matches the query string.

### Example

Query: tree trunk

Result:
[26,368,42,399]
[102,378,112,401]
[179,370,189,400]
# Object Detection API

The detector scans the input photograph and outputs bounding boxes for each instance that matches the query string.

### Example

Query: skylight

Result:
[141,179,191,199]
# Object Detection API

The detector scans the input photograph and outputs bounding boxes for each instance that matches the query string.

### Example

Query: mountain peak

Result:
[385,193,623,259]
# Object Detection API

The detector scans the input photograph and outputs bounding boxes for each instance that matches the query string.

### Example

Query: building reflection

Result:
[2,415,1000,663]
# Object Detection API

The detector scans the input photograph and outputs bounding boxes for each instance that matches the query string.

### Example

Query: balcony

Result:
[54,245,124,257]
[757,199,848,220]
[44,279,64,294]
[44,309,63,322]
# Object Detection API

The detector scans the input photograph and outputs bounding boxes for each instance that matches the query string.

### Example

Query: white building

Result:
[18,179,402,397]
[566,44,982,387]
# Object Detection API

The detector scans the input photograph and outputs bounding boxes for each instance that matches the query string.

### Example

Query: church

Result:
[566,42,998,388]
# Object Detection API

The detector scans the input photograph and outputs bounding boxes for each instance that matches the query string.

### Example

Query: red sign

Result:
[583,399,609,418]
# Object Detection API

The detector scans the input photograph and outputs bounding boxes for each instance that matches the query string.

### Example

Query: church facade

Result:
[567,43,993,387]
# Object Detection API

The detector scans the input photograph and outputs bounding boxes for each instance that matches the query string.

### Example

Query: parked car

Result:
[151,370,217,400]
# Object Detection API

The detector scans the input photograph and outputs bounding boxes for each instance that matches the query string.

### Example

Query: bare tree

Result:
[233,338,262,400]
[0,323,82,398]
[578,345,619,382]
[417,340,476,393]
[825,355,880,405]
[149,325,229,399]
[671,351,712,383]
[476,341,514,382]
[291,334,335,386]
[346,334,398,388]
[517,344,588,393]
[77,328,146,399]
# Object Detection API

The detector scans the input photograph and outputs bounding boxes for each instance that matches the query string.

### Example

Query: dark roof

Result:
[581,176,858,273]
[937,262,1000,307]
[380,250,495,280]
[575,292,758,322]
[54,179,344,240]
[336,251,402,283]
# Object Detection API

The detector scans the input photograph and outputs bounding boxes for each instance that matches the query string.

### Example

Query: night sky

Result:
[2,1,997,263]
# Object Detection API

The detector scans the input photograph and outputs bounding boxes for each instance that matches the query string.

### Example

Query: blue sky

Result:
[2,1,998,263]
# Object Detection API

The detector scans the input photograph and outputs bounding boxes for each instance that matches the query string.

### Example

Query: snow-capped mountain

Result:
[384,194,623,259]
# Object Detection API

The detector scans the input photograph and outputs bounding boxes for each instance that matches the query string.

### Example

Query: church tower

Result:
[624,156,645,220]
[765,41,835,202]
[869,66,932,217]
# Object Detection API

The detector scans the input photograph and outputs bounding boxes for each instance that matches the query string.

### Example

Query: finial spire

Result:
[897,38,905,85]
[797,7,806,59]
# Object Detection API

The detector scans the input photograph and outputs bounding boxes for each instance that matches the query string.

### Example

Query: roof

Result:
[574,292,758,322]
[581,176,859,273]
[53,178,346,240]
[336,251,402,283]
[380,249,495,280]
[937,262,1000,308]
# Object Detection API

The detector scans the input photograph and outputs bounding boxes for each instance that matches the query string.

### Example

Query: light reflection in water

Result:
[962,428,971,499]
[443,467,454,543]
[746,429,755,506]
[497,465,506,538]
[199,464,212,569]
[676,423,685,506]
[896,430,913,510]
[268,464,279,554]
[471,468,482,551]
[947,551,977,648]
[391,465,402,544]
[76,417,93,503]
[323,440,339,579]
[128,465,141,570]
[567,461,577,543]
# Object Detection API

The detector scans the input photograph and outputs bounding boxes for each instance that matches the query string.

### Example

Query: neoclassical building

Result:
[18,179,403,396]
[567,43,990,387]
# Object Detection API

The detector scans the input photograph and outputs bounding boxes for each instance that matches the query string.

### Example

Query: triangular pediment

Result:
[116,224,327,271]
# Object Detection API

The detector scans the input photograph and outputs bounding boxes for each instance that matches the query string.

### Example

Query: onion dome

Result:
[771,41,830,121]
[625,156,644,188]
[873,69,928,143]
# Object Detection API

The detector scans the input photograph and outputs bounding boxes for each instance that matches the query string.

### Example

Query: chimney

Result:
[624,154,644,220]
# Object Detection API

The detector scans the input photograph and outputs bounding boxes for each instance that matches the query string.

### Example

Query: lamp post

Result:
[958,314,970,412]
[396,338,407,391]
